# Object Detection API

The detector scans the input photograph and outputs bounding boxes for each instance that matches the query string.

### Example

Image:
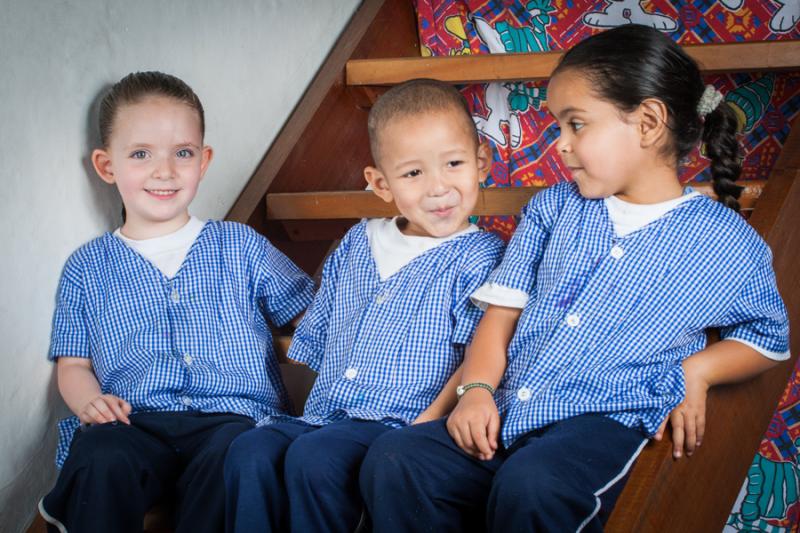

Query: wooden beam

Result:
[266,180,765,220]
[347,40,800,85]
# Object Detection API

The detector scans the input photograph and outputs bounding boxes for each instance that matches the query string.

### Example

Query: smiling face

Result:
[547,69,649,201]
[92,95,213,239]
[364,108,491,238]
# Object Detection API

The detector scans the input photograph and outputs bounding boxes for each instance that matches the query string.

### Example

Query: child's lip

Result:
[431,206,456,217]
[145,189,179,198]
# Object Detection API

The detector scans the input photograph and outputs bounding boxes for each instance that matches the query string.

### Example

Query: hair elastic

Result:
[697,85,724,118]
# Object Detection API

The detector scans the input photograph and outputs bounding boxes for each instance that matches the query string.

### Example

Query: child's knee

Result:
[359,429,417,491]
[283,436,341,489]
[69,424,139,469]
[224,429,279,479]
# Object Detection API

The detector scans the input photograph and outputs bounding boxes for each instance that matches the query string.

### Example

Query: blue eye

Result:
[130,150,148,159]
[176,148,194,158]
[403,169,422,178]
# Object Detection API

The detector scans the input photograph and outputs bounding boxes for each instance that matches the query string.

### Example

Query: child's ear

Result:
[92,148,115,185]
[476,141,492,184]
[198,145,214,180]
[637,98,669,150]
[364,166,393,203]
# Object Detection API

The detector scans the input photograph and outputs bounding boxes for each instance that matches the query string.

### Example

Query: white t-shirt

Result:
[114,216,205,279]
[366,217,478,280]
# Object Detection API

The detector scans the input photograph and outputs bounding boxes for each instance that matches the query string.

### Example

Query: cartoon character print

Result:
[719,0,744,10]
[469,1,552,148]
[471,0,554,53]
[473,84,519,148]
[769,0,800,33]
[583,0,678,31]
[718,0,800,33]
[725,448,800,531]
[725,74,774,134]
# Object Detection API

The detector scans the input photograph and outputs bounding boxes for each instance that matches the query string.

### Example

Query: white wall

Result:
[0,1,360,530]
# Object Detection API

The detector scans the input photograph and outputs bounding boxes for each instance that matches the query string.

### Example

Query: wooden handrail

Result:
[266,180,765,220]
[347,40,800,85]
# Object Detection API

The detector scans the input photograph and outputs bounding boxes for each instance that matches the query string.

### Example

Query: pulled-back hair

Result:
[98,71,205,147]
[367,78,478,164]
[553,25,742,211]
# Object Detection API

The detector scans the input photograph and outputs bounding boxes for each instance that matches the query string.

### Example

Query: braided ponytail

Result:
[701,101,743,212]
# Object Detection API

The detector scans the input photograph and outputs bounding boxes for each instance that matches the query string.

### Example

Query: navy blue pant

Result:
[224,418,391,533]
[40,411,254,533]
[360,415,647,533]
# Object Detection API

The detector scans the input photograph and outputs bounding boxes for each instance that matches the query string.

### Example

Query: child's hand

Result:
[655,367,710,459]
[446,389,499,461]
[79,394,132,425]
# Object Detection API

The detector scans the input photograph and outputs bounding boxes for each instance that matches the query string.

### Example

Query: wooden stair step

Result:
[266,180,765,221]
[346,41,800,85]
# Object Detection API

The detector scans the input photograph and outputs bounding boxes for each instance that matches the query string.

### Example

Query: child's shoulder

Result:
[683,193,770,259]
[63,232,118,270]
[201,219,278,252]
[203,219,259,239]
[524,181,583,216]
[458,228,505,256]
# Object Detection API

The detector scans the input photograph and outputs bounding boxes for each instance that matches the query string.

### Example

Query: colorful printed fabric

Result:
[415,1,799,530]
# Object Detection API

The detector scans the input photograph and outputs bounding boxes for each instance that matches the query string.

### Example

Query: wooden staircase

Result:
[228,0,800,531]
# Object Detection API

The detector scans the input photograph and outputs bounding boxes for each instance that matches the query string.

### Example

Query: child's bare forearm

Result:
[416,367,463,422]
[683,339,779,388]
[57,357,102,417]
[460,305,521,388]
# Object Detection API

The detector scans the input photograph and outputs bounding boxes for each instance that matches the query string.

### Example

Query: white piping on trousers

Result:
[576,438,649,533]
[38,498,68,533]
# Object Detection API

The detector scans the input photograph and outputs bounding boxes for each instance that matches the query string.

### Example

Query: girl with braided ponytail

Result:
[360,25,789,533]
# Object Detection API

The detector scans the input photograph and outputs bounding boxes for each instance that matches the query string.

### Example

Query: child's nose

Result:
[152,157,175,179]
[556,132,571,154]
[428,171,449,196]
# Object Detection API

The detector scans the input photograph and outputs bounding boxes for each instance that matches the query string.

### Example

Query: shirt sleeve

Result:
[451,238,505,345]
[49,253,90,361]
[475,184,565,302]
[287,234,350,371]
[256,237,316,328]
[719,251,790,361]
[470,282,529,311]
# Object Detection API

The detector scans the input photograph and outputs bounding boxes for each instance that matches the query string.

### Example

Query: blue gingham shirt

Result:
[285,220,505,427]
[490,182,789,448]
[49,221,314,466]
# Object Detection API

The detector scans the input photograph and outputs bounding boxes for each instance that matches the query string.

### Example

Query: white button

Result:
[610,246,625,259]
[566,313,580,327]
[375,294,386,304]
[183,354,193,365]
[181,396,192,406]
[344,368,358,380]
[170,289,180,303]
[517,387,532,401]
